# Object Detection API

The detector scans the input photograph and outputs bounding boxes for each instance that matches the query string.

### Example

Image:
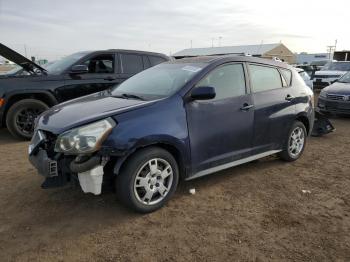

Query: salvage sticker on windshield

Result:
[181,66,202,73]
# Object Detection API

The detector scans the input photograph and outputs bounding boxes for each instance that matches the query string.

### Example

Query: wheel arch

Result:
[295,113,310,135]
[2,91,58,126]
[112,141,188,180]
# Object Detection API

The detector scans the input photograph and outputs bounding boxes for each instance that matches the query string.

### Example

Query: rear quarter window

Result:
[149,56,167,66]
[280,68,292,86]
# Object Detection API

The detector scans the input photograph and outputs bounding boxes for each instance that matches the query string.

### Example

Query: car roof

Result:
[82,49,169,59]
[169,55,291,69]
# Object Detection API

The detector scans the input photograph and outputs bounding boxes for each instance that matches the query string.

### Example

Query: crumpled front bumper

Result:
[28,130,109,194]
[29,148,72,188]
[29,149,58,177]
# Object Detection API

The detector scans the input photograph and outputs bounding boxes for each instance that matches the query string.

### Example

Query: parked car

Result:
[296,68,313,89]
[318,71,350,115]
[0,43,170,139]
[29,56,314,213]
[312,61,350,89]
[295,64,315,76]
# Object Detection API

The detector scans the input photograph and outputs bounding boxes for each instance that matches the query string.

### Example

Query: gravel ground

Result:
[0,116,349,262]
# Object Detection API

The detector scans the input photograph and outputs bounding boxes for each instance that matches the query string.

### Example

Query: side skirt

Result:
[186,150,282,181]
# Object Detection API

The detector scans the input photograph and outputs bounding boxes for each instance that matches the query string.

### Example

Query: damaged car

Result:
[29,56,314,213]
[0,43,169,139]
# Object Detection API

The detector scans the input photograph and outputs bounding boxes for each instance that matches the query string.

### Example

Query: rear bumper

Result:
[318,97,350,114]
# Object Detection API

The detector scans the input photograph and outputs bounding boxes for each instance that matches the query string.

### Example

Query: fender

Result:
[111,135,190,179]
[3,89,58,109]
[295,110,313,135]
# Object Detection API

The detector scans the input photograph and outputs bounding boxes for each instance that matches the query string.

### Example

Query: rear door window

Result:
[120,54,143,74]
[248,64,283,92]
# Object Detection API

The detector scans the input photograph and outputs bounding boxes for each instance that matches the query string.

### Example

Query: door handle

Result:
[104,76,116,81]
[285,94,295,101]
[240,103,254,111]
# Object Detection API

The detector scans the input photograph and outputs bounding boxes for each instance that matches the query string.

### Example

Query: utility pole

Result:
[326,40,338,60]
[219,36,222,47]
[211,38,214,48]
[190,40,192,49]
[327,45,336,60]
[24,44,28,58]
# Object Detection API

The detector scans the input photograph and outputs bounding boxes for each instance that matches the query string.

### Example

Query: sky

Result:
[0,0,348,60]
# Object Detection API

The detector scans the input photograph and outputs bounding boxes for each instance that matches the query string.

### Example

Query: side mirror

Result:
[70,64,89,74]
[190,86,216,100]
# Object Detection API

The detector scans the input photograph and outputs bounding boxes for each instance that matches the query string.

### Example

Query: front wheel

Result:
[6,99,49,140]
[115,147,179,213]
[279,121,307,162]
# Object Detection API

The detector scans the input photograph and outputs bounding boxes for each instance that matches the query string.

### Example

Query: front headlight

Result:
[54,118,116,154]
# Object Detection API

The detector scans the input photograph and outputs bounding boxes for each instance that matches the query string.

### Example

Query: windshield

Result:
[338,72,350,83]
[44,52,88,74]
[111,63,206,99]
[322,62,350,71]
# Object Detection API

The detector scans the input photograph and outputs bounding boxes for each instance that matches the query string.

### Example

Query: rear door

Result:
[61,53,120,101]
[248,64,296,154]
[186,63,254,175]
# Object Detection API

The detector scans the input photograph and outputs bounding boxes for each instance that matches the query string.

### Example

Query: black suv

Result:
[0,43,169,139]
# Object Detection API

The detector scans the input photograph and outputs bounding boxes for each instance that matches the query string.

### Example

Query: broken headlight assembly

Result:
[54,118,116,154]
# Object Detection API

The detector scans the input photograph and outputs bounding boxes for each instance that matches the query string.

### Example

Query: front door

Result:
[185,63,254,175]
[60,53,120,101]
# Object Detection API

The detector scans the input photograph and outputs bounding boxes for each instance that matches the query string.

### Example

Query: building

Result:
[295,53,329,65]
[173,43,296,64]
[333,51,350,61]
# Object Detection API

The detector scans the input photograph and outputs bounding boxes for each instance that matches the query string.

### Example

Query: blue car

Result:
[318,71,350,115]
[29,56,314,213]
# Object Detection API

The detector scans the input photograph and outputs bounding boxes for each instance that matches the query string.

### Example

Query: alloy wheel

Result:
[133,158,173,205]
[15,107,43,136]
[288,127,305,158]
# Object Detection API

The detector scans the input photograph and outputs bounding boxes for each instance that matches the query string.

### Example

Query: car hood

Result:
[36,92,157,134]
[323,82,350,95]
[0,43,47,74]
[315,70,347,76]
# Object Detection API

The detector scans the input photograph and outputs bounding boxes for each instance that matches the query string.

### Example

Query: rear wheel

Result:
[6,99,49,140]
[115,147,179,213]
[279,121,307,162]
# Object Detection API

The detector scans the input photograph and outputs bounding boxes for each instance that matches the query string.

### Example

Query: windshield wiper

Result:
[112,93,145,100]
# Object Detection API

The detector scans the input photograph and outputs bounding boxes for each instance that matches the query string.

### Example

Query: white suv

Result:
[313,61,350,89]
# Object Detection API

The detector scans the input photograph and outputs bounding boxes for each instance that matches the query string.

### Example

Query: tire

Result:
[6,99,49,140]
[279,121,307,162]
[115,147,179,213]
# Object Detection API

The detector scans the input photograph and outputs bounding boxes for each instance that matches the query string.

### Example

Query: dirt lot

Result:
[0,117,350,262]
